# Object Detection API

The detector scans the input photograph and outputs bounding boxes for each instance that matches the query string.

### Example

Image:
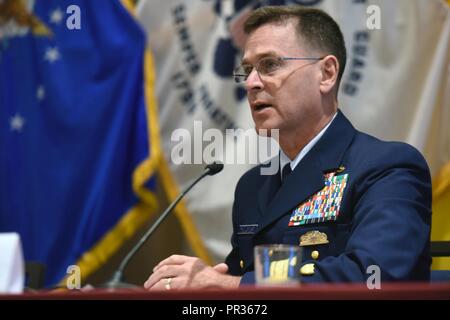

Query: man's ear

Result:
[319,55,339,95]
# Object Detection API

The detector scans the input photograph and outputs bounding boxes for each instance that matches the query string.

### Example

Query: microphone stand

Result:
[102,162,223,289]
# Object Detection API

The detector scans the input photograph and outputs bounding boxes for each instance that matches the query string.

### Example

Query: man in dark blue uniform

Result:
[227,108,431,283]
[144,6,431,290]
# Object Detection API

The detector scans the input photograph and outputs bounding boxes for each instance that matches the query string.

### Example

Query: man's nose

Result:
[245,68,264,91]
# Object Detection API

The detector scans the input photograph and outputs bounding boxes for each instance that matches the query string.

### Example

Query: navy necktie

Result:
[282,163,292,182]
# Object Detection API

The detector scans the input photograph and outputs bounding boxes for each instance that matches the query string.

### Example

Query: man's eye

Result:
[242,65,253,75]
[259,58,282,74]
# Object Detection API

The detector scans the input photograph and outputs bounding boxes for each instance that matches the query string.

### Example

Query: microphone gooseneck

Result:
[105,162,223,288]
[205,162,224,175]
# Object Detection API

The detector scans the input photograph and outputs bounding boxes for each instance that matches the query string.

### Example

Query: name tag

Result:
[237,224,258,235]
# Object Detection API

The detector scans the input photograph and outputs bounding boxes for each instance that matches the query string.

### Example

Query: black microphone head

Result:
[205,162,224,175]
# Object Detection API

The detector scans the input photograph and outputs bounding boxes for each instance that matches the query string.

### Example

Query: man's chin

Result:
[254,125,280,137]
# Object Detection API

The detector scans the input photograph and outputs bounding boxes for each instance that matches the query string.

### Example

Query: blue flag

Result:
[0,0,157,287]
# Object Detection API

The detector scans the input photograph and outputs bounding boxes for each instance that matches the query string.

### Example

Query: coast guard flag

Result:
[137,0,450,266]
[0,0,157,286]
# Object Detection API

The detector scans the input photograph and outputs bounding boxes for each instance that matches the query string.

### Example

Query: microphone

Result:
[104,161,224,289]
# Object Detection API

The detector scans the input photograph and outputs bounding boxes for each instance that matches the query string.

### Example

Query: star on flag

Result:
[10,113,25,132]
[50,8,64,25]
[45,46,60,63]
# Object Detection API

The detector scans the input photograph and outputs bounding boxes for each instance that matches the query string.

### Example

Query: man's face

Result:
[242,21,322,135]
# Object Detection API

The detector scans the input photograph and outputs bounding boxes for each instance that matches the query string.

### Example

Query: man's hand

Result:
[143,255,241,290]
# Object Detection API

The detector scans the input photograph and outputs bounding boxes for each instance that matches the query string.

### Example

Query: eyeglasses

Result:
[233,56,324,84]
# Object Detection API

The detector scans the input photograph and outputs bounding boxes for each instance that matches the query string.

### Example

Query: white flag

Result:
[137,0,450,263]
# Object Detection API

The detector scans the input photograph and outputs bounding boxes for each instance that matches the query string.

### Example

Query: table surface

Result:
[1,282,450,300]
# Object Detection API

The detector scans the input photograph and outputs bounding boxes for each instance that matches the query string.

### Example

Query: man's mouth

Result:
[253,103,272,111]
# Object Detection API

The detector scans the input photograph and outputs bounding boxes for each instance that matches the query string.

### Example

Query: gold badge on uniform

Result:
[300,263,315,276]
[299,230,329,247]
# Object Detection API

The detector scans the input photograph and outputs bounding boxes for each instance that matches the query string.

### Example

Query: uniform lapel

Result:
[257,159,282,218]
[255,110,357,234]
[257,152,324,233]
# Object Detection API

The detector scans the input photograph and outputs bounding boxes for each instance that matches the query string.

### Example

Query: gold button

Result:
[240,260,244,268]
[300,263,315,276]
[311,250,319,260]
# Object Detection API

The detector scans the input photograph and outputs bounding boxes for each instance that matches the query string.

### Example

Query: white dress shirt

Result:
[280,112,337,179]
